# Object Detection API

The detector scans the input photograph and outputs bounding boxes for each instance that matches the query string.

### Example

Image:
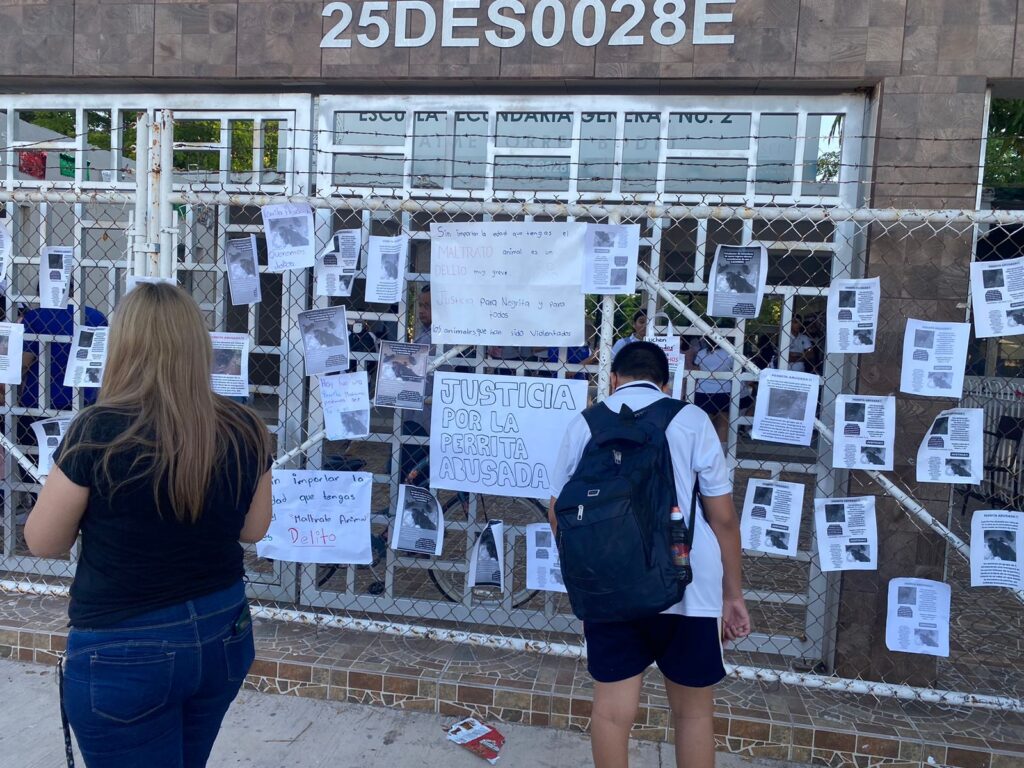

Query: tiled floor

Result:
[1,590,1022,768]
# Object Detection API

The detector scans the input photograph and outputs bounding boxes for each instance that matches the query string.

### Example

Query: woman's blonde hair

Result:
[70,283,270,522]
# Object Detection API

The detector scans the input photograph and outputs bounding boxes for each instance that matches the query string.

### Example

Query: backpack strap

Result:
[685,478,701,548]
[632,397,685,430]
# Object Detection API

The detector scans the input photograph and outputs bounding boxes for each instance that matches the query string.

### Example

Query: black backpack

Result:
[554,395,698,623]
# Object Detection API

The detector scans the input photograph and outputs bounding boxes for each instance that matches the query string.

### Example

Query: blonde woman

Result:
[25,283,273,768]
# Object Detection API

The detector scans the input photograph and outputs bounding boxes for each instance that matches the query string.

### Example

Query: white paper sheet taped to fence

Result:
[31,416,71,477]
[40,246,73,310]
[299,306,349,377]
[225,235,262,306]
[428,222,586,346]
[209,332,249,398]
[971,510,1024,589]
[0,322,24,385]
[751,369,820,446]
[261,203,315,272]
[582,223,640,294]
[469,521,504,591]
[257,470,372,564]
[739,479,804,557]
[374,340,428,411]
[390,484,444,558]
[916,408,983,485]
[315,229,360,298]
[885,578,951,657]
[319,371,370,440]
[970,256,1024,339]
[430,372,588,500]
[365,235,407,304]
[62,326,108,388]
[707,244,767,319]
[826,277,879,353]
[526,523,567,593]
[832,394,895,472]
[813,497,878,572]
[899,319,970,399]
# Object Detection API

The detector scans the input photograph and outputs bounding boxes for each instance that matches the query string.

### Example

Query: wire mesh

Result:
[0,101,1022,716]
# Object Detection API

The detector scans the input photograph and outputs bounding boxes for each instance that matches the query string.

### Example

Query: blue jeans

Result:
[62,581,255,768]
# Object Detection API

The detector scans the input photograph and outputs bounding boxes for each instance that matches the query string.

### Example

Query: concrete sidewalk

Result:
[1,660,798,767]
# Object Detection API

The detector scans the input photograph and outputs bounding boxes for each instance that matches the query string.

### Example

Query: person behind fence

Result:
[693,336,754,445]
[548,342,750,768]
[402,283,434,484]
[20,294,108,412]
[610,308,647,359]
[24,283,273,768]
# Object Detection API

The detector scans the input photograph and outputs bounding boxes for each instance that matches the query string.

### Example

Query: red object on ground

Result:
[445,717,505,764]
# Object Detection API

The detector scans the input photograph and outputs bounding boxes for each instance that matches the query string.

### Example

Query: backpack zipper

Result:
[577,504,584,521]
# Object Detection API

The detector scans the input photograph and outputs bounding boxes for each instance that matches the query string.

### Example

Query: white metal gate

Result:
[300,93,867,660]
[0,94,313,602]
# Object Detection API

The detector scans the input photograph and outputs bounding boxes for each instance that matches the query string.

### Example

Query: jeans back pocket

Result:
[89,650,175,724]
[223,604,255,683]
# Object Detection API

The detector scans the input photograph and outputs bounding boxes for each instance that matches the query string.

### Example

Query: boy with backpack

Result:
[548,342,749,768]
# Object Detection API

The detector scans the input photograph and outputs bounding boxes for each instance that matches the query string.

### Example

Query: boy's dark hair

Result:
[612,341,669,386]
[632,308,647,322]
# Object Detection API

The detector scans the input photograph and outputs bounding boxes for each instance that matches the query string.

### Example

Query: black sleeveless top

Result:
[56,406,268,628]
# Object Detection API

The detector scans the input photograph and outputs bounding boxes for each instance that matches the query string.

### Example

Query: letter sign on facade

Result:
[321,0,736,49]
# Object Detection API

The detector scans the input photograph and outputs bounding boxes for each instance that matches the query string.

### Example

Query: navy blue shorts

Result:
[583,614,725,688]
[694,391,753,416]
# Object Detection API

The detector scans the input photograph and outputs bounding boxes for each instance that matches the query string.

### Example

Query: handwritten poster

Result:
[430,372,588,500]
[256,470,373,564]
[318,371,370,440]
[429,222,586,346]
[261,203,315,271]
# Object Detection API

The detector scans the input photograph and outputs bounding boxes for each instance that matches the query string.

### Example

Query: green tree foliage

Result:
[14,110,279,175]
[985,99,1024,188]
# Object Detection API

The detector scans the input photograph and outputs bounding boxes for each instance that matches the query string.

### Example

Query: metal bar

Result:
[635,266,1024,608]
[164,193,1024,226]
[132,113,150,277]
[0,432,43,484]
[158,110,175,278]
[0,188,1021,228]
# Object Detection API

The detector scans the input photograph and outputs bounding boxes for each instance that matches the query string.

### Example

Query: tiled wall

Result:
[0,1,1018,82]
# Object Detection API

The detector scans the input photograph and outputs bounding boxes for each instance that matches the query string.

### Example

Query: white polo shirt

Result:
[549,381,731,618]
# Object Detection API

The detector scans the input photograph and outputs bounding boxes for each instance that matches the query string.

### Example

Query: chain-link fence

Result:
[1,101,1023,719]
